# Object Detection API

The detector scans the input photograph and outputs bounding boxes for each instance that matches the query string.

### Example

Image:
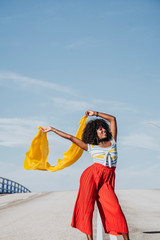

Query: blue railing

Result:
[0,177,31,194]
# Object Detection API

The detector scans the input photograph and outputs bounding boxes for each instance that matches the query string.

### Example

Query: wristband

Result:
[96,112,99,117]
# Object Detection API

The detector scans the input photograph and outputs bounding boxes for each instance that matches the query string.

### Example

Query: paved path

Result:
[116,189,160,240]
[0,190,160,240]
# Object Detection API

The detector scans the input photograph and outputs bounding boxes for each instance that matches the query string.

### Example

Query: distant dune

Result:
[0,189,160,240]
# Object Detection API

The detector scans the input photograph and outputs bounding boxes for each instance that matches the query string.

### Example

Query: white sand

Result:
[0,190,160,240]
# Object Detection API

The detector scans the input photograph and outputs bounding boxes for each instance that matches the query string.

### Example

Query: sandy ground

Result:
[0,190,160,240]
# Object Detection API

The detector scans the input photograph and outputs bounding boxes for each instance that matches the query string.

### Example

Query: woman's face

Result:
[96,127,107,140]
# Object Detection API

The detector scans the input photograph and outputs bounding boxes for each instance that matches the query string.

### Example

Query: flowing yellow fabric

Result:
[24,116,87,172]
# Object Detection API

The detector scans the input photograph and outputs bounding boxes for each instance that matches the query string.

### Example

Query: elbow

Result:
[110,116,116,125]
[111,116,116,122]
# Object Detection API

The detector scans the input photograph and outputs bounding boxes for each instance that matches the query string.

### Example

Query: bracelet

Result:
[96,112,99,117]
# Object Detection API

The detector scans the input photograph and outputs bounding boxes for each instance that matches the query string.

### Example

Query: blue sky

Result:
[0,0,160,192]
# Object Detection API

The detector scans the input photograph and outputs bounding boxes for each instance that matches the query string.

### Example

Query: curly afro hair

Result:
[82,118,112,145]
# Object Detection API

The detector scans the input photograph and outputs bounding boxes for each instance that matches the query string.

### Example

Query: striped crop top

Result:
[87,138,118,167]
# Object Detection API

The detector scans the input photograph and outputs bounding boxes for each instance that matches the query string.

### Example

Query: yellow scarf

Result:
[24,116,87,172]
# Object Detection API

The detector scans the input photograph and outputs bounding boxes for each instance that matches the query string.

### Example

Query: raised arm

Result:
[85,110,117,141]
[41,126,88,151]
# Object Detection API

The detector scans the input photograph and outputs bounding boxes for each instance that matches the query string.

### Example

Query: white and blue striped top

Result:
[87,138,117,168]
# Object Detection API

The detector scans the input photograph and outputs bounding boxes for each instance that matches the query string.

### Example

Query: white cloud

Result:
[0,71,75,95]
[51,97,138,113]
[66,40,88,49]
[0,118,47,147]
[116,161,160,189]
[119,162,160,178]
[101,10,128,18]
[94,99,138,112]
[66,37,97,50]
[0,117,72,150]
[144,121,160,129]
[120,133,160,151]
[52,97,94,111]
[0,71,139,114]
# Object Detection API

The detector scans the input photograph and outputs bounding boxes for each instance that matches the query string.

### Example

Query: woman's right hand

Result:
[85,110,96,116]
[41,126,53,133]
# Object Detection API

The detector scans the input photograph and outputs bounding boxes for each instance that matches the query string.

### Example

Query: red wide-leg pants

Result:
[71,163,128,236]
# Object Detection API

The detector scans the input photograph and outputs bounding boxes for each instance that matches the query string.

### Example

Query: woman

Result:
[41,110,130,240]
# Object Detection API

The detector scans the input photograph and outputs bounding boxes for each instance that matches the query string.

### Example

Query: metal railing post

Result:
[14,181,16,193]
[2,178,5,193]
[10,180,13,193]
[6,179,9,193]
